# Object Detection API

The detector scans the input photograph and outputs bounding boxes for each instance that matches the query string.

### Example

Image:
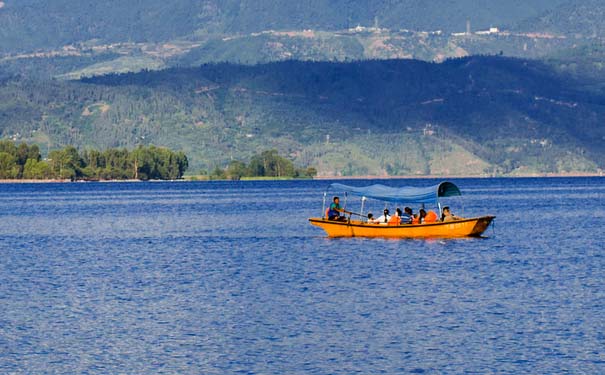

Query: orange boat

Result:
[309,181,495,238]
[309,216,495,238]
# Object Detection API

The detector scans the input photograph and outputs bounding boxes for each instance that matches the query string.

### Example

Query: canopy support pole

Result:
[360,196,366,220]
[322,192,327,219]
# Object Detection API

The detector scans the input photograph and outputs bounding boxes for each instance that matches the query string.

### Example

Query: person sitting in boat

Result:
[401,207,414,224]
[441,206,459,222]
[367,213,381,224]
[388,208,402,225]
[327,196,348,221]
[375,208,391,224]
[418,208,438,223]
[416,209,426,223]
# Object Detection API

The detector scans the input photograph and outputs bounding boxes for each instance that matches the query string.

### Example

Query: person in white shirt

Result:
[441,206,460,222]
[374,208,391,224]
[367,213,380,224]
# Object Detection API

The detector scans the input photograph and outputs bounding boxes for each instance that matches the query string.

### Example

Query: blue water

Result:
[1,178,604,374]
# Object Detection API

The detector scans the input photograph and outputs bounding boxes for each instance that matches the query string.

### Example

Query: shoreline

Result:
[0,179,161,184]
[313,172,605,180]
[1,172,604,183]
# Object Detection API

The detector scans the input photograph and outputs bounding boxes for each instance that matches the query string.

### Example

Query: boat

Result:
[309,181,495,238]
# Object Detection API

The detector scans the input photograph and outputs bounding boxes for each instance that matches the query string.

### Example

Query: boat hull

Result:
[309,216,495,238]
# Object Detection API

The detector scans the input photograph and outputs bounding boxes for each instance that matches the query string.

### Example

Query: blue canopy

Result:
[329,181,461,204]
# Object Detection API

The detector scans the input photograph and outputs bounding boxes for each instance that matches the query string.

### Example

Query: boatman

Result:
[328,196,348,221]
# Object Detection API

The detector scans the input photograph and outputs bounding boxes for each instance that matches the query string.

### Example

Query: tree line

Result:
[0,140,188,180]
[208,149,317,180]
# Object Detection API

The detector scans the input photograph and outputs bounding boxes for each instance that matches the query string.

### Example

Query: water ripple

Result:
[1,178,604,374]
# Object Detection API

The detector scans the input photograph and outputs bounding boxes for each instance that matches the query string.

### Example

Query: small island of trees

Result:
[208,150,317,180]
[1,141,318,181]
[0,140,188,181]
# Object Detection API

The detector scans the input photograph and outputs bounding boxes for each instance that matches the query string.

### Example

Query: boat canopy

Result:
[329,181,461,204]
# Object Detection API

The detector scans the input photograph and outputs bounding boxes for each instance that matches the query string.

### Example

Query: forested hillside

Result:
[517,0,605,37]
[0,30,579,81]
[4,0,605,80]
[0,0,564,54]
[2,56,604,176]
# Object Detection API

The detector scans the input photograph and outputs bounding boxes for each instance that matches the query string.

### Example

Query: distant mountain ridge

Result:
[0,0,568,54]
[1,57,604,176]
[516,0,605,38]
[3,0,605,80]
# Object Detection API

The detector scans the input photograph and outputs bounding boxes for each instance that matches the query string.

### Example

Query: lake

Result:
[1,177,604,374]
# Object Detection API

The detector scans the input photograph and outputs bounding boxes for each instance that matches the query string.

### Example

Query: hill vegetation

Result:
[545,40,605,94]
[1,56,604,176]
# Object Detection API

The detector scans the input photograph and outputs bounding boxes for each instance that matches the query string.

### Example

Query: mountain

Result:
[0,0,201,53]
[516,0,605,38]
[173,28,580,67]
[0,0,580,80]
[1,29,580,81]
[0,0,565,54]
[2,56,604,176]
[2,2,605,178]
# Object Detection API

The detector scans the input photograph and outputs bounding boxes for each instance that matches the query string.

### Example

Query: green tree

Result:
[166,152,181,180]
[16,143,29,165]
[0,152,19,179]
[102,148,131,179]
[210,166,227,180]
[226,160,247,180]
[175,151,188,178]
[247,155,265,176]
[48,146,84,180]
[0,140,17,156]
[81,149,105,179]
[150,146,170,179]
[304,167,318,177]
[128,146,188,180]
[15,143,29,177]
[130,146,154,180]
[27,144,41,162]
[248,150,295,177]
[22,158,52,179]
